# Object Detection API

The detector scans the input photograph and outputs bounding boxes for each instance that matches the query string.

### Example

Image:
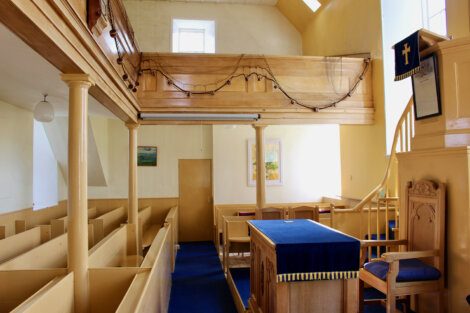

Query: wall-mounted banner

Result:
[394,31,421,81]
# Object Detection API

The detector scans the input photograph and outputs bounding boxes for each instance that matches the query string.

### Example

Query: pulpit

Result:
[248,219,360,313]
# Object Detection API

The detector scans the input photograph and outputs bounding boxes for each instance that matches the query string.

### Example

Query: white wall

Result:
[88,121,213,199]
[33,120,58,210]
[0,100,33,213]
[124,1,302,55]
[213,124,341,204]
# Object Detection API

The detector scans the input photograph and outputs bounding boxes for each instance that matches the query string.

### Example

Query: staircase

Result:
[334,97,414,261]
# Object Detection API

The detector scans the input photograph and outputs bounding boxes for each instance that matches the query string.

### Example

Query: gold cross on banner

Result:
[402,43,411,65]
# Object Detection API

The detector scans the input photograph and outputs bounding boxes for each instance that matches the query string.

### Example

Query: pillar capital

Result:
[252,124,268,130]
[61,73,95,87]
[126,122,140,130]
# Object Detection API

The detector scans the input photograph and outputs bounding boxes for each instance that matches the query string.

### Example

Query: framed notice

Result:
[411,54,442,120]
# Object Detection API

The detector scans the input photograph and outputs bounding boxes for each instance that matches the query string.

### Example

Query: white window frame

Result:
[172,19,215,53]
[421,0,447,36]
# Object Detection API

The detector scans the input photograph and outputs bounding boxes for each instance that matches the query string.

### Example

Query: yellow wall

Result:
[124,1,302,55]
[302,0,387,200]
[0,100,33,213]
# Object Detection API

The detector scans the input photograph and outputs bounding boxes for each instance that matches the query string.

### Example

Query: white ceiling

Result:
[0,23,115,118]
[127,0,278,5]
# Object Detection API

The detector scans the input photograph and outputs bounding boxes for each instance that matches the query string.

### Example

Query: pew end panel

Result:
[10,272,74,313]
[89,267,144,313]
[0,268,68,312]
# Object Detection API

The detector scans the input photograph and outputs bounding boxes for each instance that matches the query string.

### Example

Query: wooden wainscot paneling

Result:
[138,53,374,125]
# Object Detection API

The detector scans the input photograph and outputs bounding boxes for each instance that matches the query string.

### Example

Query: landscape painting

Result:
[138,146,157,166]
[248,139,282,186]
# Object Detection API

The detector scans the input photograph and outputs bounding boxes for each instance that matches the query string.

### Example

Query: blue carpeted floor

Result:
[168,242,237,313]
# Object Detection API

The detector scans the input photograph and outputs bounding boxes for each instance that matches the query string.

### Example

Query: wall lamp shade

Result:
[140,113,260,121]
[34,95,54,123]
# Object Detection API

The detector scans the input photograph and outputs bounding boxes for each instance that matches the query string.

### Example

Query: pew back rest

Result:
[0,233,67,270]
[223,216,253,244]
[259,207,286,220]
[0,225,51,264]
[90,206,126,244]
[289,206,320,221]
[88,225,128,268]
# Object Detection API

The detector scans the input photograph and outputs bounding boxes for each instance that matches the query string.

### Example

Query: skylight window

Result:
[172,19,215,53]
[303,0,321,12]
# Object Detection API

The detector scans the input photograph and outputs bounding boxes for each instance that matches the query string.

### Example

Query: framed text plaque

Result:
[412,54,442,120]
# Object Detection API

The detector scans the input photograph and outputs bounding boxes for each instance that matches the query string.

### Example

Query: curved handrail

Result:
[335,96,414,213]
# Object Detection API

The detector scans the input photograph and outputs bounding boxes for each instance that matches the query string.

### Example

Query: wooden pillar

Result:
[126,123,140,255]
[62,74,94,313]
[253,125,267,219]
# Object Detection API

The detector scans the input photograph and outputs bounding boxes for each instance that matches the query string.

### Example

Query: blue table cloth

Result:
[248,219,360,282]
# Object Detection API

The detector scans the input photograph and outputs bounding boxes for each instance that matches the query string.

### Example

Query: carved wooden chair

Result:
[359,180,446,313]
[288,205,320,222]
[258,207,286,220]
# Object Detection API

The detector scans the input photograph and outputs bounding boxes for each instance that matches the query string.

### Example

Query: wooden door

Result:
[178,159,213,242]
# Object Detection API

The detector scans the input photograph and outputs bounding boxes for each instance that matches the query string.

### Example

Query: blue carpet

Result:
[168,242,237,313]
[229,268,250,308]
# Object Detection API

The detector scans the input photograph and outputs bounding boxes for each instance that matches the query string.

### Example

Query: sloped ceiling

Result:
[276,0,330,32]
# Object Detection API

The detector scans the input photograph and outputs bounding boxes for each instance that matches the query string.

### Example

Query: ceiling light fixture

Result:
[140,113,260,121]
[33,94,55,123]
[303,0,321,12]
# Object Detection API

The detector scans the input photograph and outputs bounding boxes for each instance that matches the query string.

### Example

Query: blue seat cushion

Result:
[364,258,441,282]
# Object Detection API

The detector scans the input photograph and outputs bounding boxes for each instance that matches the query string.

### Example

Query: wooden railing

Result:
[333,97,414,260]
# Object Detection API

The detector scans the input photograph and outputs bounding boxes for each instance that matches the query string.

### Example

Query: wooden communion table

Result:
[248,219,360,313]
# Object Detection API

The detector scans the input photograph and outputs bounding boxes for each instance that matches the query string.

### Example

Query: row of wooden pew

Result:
[0,204,179,312]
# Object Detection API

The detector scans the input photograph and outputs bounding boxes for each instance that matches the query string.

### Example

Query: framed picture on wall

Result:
[137,146,157,166]
[247,139,282,186]
[412,54,442,120]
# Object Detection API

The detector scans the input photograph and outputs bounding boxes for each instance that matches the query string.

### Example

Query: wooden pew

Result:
[0,269,68,312]
[10,273,74,313]
[0,225,51,264]
[116,219,174,312]
[138,206,158,249]
[164,206,178,271]
[223,216,253,273]
[0,225,5,240]
[50,207,97,238]
[90,206,126,244]
[0,233,68,270]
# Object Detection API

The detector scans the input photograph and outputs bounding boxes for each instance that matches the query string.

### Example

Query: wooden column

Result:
[126,123,140,255]
[253,125,267,219]
[62,74,94,313]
